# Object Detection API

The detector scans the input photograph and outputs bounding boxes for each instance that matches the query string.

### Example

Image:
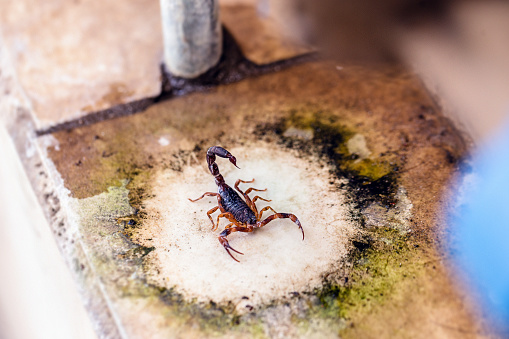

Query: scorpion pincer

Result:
[189,146,304,262]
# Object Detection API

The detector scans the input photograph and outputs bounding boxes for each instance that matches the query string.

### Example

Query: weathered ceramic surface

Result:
[0,0,162,128]
[0,1,491,337]
[39,60,487,338]
[0,0,310,129]
[221,4,313,65]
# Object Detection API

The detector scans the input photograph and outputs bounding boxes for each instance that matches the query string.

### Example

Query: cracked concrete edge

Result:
[0,34,121,339]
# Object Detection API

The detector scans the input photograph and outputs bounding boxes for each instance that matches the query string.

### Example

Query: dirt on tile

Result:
[46,61,485,338]
[0,0,162,128]
[137,142,355,308]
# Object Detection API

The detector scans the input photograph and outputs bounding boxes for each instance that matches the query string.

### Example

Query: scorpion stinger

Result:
[189,146,304,262]
[206,146,239,177]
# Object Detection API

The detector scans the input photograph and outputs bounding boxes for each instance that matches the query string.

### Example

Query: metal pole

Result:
[159,0,222,78]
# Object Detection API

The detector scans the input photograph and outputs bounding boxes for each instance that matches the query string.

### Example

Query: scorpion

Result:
[189,146,304,262]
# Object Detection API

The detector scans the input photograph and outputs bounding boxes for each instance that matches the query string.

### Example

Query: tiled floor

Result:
[0,1,493,338]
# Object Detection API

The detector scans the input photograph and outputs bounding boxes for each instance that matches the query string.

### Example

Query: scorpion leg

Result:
[218,225,254,262]
[206,206,220,230]
[244,188,268,217]
[252,196,271,203]
[235,179,258,213]
[235,179,270,217]
[245,187,267,195]
[257,213,304,240]
[216,212,240,228]
[188,192,220,202]
[252,196,272,219]
[189,193,223,230]
[258,205,278,219]
[235,178,255,188]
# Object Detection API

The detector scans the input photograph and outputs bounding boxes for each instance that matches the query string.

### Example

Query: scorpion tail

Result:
[206,146,239,176]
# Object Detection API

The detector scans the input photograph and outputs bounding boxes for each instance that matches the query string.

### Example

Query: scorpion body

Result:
[189,146,304,262]
[218,184,257,225]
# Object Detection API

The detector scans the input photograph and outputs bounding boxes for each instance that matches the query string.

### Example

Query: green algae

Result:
[71,181,262,336]
[117,107,411,336]
[251,107,423,335]
[73,180,136,223]
[117,282,269,338]
[73,176,412,338]
[273,109,395,182]
[309,228,423,326]
[346,158,393,181]
[258,108,400,210]
[65,105,420,337]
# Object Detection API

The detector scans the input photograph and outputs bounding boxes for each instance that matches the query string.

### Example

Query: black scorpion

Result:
[189,146,304,262]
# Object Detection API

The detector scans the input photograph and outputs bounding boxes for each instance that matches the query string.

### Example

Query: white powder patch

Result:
[158,137,170,146]
[140,144,357,306]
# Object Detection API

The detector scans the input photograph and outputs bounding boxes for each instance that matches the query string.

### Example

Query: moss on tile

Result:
[257,108,400,210]
[275,109,394,181]
[71,105,415,337]
[345,158,393,181]
[46,61,471,337]
[71,181,264,337]
[310,228,423,322]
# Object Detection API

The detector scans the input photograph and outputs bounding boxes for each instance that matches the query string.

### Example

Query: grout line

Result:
[35,26,318,136]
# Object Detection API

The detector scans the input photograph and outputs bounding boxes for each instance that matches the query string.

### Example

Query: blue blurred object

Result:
[453,119,509,329]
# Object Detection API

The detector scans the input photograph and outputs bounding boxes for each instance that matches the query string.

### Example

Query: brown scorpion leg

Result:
[188,192,220,202]
[206,206,220,230]
[218,225,254,262]
[235,179,255,188]
[235,179,269,217]
[234,179,256,211]
[245,187,267,195]
[216,212,240,228]
[251,196,273,219]
[257,213,304,240]
[189,192,223,230]
[245,188,268,217]
[252,196,271,203]
[258,205,278,219]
